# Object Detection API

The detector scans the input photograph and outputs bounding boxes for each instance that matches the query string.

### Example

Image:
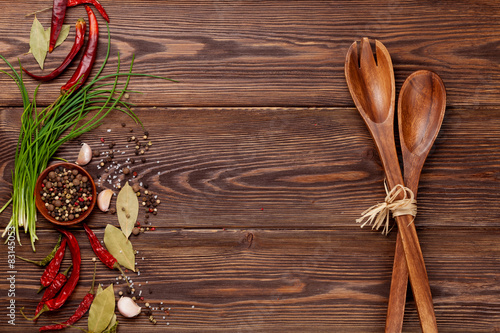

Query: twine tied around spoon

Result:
[356,182,417,235]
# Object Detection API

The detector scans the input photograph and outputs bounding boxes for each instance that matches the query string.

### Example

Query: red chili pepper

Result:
[23,19,86,81]
[49,0,68,53]
[60,6,98,94]
[38,263,96,332]
[38,228,81,315]
[67,0,109,22]
[40,238,67,287]
[83,223,130,283]
[34,265,72,318]
[83,223,117,270]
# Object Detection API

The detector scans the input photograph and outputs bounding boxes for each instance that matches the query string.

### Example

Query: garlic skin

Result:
[97,189,114,212]
[75,143,92,165]
[117,296,141,318]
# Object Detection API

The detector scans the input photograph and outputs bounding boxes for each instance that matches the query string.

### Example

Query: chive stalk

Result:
[0,24,175,251]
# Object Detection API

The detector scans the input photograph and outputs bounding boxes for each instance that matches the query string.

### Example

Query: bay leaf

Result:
[104,224,136,272]
[96,283,103,295]
[88,284,115,333]
[28,19,70,69]
[30,16,47,69]
[116,182,138,238]
[102,314,117,333]
[54,24,70,49]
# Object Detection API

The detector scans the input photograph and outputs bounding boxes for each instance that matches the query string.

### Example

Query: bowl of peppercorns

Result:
[35,162,96,226]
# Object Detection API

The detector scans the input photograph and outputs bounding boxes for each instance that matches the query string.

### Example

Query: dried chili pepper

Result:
[60,6,98,94]
[40,238,67,287]
[17,235,62,267]
[67,0,109,22]
[49,0,68,53]
[36,228,80,318]
[83,223,129,284]
[23,19,86,82]
[35,265,72,318]
[38,263,96,331]
[21,229,80,321]
[83,223,116,269]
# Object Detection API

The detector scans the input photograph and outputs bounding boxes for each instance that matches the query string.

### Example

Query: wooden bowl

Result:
[35,162,96,226]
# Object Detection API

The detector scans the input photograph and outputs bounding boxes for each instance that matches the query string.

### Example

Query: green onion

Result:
[0,24,176,251]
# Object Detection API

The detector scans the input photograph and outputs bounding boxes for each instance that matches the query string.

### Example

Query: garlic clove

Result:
[75,143,92,165]
[97,189,114,212]
[117,296,141,318]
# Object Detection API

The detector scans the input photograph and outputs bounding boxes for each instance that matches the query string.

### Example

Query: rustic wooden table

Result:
[1,1,499,332]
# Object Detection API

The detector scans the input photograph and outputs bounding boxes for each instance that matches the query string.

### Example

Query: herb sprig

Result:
[0,24,175,251]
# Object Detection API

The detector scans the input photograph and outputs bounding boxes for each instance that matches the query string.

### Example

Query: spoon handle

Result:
[386,232,409,333]
[370,125,437,333]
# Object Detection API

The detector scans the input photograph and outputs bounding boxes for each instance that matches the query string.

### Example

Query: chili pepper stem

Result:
[115,263,130,287]
[16,234,62,267]
[20,305,47,321]
[90,261,97,294]
[25,6,52,17]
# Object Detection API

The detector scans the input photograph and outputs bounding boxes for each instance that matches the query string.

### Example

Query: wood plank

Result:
[0,228,498,332]
[1,1,500,107]
[1,107,499,231]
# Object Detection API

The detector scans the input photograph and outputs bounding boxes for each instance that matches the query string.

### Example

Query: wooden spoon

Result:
[345,38,438,332]
[386,70,446,332]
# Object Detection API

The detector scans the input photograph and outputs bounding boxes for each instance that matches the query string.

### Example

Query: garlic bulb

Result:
[97,189,114,212]
[117,296,141,318]
[75,143,92,165]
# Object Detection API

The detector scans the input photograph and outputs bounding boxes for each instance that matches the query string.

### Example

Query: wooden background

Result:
[1,0,500,331]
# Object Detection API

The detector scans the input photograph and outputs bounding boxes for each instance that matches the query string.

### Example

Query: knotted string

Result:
[356,182,417,235]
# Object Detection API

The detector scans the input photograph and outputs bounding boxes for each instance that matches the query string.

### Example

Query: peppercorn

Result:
[123,167,130,175]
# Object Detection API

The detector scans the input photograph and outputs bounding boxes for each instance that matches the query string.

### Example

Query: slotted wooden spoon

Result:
[345,38,437,332]
[386,70,446,332]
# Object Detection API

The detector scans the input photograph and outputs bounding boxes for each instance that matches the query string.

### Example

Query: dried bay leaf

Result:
[104,224,135,272]
[30,16,47,69]
[88,284,115,333]
[54,24,70,49]
[116,182,138,238]
[103,314,118,333]
[28,17,70,69]
[96,283,103,295]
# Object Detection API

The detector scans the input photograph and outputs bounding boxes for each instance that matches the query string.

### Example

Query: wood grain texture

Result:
[1,1,500,107]
[1,107,499,230]
[0,228,499,332]
[0,0,499,331]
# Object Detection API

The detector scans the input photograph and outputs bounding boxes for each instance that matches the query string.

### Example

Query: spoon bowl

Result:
[399,70,446,159]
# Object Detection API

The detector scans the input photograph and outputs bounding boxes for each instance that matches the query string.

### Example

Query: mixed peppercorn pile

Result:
[40,166,94,222]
